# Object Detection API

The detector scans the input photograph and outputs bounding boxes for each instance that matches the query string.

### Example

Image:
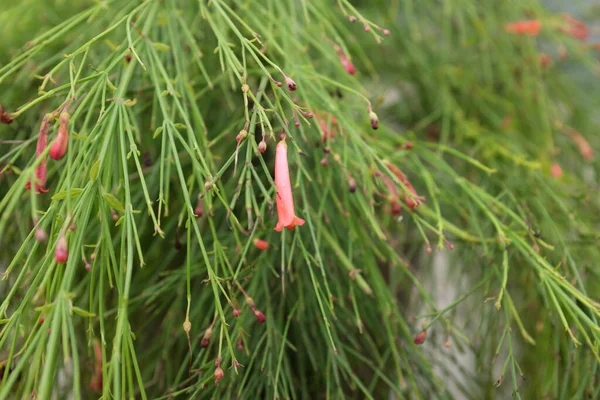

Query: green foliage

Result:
[0,0,599,399]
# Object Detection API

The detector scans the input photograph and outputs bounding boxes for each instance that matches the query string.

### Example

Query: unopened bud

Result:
[364,24,371,32]
[241,84,250,93]
[55,235,68,264]
[233,309,241,317]
[214,366,224,381]
[258,140,267,153]
[348,16,356,23]
[414,330,427,345]
[183,320,191,334]
[0,105,13,124]
[551,163,563,178]
[285,77,297,91]
[383,29,391,36]
[236,130,247,143]
[369,111,379,130]
[253,238,270,250]
[35,227,47,242]
[348,176,356,193]
[253,308,266,323]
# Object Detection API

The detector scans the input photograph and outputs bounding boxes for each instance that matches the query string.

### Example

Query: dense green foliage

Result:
[1,0,599,398]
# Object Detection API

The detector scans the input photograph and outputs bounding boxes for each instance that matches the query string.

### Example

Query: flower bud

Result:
[233,309,241,317]
[236,129,247,143]
[253,308,266,323]
[258,140,267,153]
[551,163,563,178]
[253,238,270,250]
[285,77,297,91]
[348,16,356,23]
[414,330,427,345]
[369,111,379,130]
[55,235,68,264]
[49,112,69,160]
[0,105,13,124]
[383,29,391,36]
[214,366,224,381]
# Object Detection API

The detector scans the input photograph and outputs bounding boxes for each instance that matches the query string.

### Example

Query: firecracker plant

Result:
[0,0,599,399]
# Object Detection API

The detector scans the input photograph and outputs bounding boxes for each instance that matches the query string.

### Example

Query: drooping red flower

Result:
[560,14,589,41]
[253,238,270,250]
[550,163,563,178]
[55,234,68,264]
[26,114,51,193]
[504,20,542,36]
[274,140,305,232]
[49,112,69,160]
[385,162,425,209]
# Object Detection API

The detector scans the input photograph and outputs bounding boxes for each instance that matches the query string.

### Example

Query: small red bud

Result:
[35,227,47,242]
[320,157,328,166]
[214,366,224,381]
[233,309,241,317]
[0,105,13,124]
[364,24,371,32]
[414,330,427,345]
[551,163,563,178]
[253,238,270,250]
[253,308,266,323]
[204,181,212,191]
[348,176,357,193]
[369,111,379,130]
[85,263,92,271]
[383,29,391,36]
[348,16,356,23]
[55,235,68,264]
[285,77,297,91]
[236,130,248,143]
[258,140,267,153]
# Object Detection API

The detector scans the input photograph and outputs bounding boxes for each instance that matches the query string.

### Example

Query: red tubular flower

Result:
[49,112,69,160]
[560,14,589,41]
[26,115,51,193]
[55,234,68,264]
[385,162,425,209]
[551,163,563,179]
[504,20,541,36]
[274,140,305,232]
[339,53,356,75]
[253,238,270,250]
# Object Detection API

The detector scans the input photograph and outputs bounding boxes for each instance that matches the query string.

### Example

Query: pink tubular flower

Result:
[504,20,542,36]
[560,14,589,41]
[339,53,356,75]
[26,115,51,193]
[274,140,305,232]
[55,234,68,264]
[49,112,69,160]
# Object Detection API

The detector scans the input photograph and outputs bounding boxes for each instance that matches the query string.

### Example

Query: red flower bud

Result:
[233,309,241,317]
[214,366,224,381]
[504,20,541,36]
[49,112,69,160]
[383,29,391,36]
[348,16,356,23]
[0,105,13,124]
[551,163,563,178]
[369,111,379,130]
[55,235,68,264]
[258,140,267,153]
[26,115,51,193]
[285,77,297,91]
[253,238,270,250]
[253,308,266,323]
[414,330,427,345]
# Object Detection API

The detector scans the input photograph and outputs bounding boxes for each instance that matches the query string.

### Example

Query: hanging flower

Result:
[274,140,305,231]
[253,238,270,250]
[560,14,589,41]
[55,234,68,264]
[504,20,542,36]
[49,112,69,160]
[26,114,51,193]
